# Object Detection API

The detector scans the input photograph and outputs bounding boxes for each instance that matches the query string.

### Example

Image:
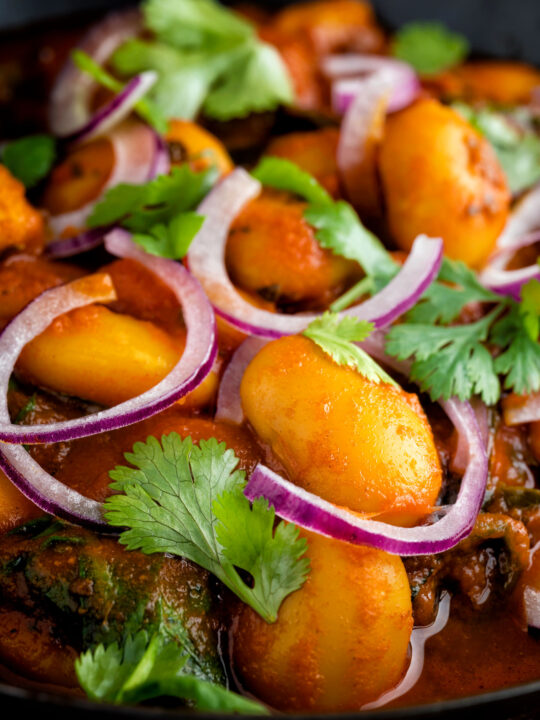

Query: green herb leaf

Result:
[105,435,309,623]
[112,0,292,122]
[393,22,469,75]
[144,0,253,51]
[386,310,502,404]
[454,103,540,195]
[491,284,540,395]
[72,49,168,133]
[132,212,204,259]
[406,257,500,325]
[304,312,398,386]
[76,629,266,713]
[2,135,56,189]
[202,42,293,121]
[251,156,332,206]
[87,164,217,259]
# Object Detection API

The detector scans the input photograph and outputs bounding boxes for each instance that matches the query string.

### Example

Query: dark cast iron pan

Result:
[1,1,540,718]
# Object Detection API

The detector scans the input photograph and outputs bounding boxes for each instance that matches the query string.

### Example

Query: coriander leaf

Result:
[76,630,266,713]
[386,311,501,403]
[144,0,253,52]
[105,435,309,623]
[305,201,398,282]
[521,278,540,341]
[87,164,218,230]
[304,312,398,386]
[113,40,216,120]
[491,293,540,395]
[112,0,292,122]
[72,49,167,133]
[133,212,204,259]
[393,22,469,75]
[406,257,500,325]
[2,135,56,188]
[252,156,332,206]
[203,42,293,121]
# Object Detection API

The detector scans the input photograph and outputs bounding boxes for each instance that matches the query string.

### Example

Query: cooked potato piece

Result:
[379,99,510,267]
[265,128,340,197]
[439,61,540,104]
[226,189,357,305]
[41,137,114,220]
[241,335,442,525]
[232,530,412,711]
[260,1,385,111]
[269,0,385,55]
[0,165,44,253]
[16,305,217,408]
[165,119,233,175]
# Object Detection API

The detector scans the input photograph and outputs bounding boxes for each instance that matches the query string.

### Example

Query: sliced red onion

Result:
[48,121,160,238]
[49,9,142,137]
[188,169,442,338]
[497,183,540,250]
[322,55,420,114]
[44,227,110,259]
[64,71,158,145]
[0,273,116,527]
[453,396,490,474]
[480,230,540,301]
[215,338,268,424]
[244,397,488,556]
[0,231,217,444]
[336,70,391,213]
[503,390,540,426]
[362,592,451,710]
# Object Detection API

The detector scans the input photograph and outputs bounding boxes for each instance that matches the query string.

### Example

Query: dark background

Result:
[2,0,540,65]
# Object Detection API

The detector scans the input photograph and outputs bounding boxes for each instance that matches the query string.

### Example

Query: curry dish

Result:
[0,0,540,713]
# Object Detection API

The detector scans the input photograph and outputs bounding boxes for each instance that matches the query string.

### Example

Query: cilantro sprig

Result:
[76,629,266,713]
[111,0,293,122]
[105,435,309,623]
[386,267,540,404]
[454,102,540,195]
[304,313,398,387]
[392,21,469,75]
[252,157,397,294]
[1,134,56,188]
[87,164,218,258]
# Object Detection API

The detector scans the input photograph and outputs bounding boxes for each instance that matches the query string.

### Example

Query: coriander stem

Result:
[330,276,373,313]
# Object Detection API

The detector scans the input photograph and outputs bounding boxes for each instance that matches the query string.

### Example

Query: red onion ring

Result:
[188,169,443,338]
[480,183,540,299]
[453,396,490,473]
[362,592,451,710]
[322,54,420,114]
[480,231,540,301]
[64,71,158,145]
[244,396,487,555]
[49,9,142,137]
[503,390,540,426]
[336,70,390,213]
[215,338,268,424]
[48,121,163,239]
[0,231,217,445]
[0,274,116,527]
[44,227,111,259]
